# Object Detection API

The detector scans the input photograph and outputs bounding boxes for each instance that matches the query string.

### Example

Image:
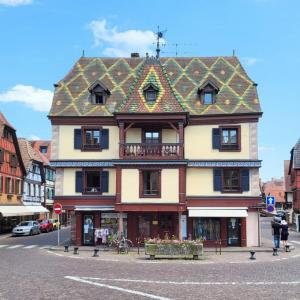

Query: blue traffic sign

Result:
[267,205,275,212]
[266,196,275,206]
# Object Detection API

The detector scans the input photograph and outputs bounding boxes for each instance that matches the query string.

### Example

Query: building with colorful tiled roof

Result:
[49,54,262,247]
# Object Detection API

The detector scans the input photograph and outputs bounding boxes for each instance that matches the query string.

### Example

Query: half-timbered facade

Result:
[18,138,49,218]
[50,55,262,247]
[0,112,27,233]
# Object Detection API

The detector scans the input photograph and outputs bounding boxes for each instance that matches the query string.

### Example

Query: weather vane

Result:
[156,26,167,59]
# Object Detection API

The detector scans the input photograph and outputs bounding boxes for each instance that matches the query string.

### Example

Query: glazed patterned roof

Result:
[49,56,261,116]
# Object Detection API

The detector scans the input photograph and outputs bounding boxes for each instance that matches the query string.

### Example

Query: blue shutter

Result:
[241,169,250,192]
[213,169,222,191]
[75,171,83,193]
[74,129,82,149]
[212,128,221,149]
[101,129,109,149]
[102,171,109,193]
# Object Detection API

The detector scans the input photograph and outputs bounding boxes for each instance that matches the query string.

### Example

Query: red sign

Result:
[53,203,62,215]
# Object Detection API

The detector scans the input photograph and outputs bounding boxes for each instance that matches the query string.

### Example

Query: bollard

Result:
[249,250,256,260]
[64,245,69,252]
[272,247,278,256]
[93,248,99,257]
[285,245,290,252]
[73,247,79,255]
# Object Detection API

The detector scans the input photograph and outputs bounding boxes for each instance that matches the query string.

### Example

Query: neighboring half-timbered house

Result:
[0,112,27,233]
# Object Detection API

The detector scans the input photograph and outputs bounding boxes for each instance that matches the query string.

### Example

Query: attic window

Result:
[198,81,219,105]
[89,81,110,105]
[143,84,159,103]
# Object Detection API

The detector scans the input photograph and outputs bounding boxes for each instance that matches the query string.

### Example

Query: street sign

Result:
[53,203,62,215]
[266,196,275,206]
[267,205,275,213]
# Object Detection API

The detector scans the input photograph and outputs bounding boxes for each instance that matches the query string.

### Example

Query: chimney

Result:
[131,53,140,58]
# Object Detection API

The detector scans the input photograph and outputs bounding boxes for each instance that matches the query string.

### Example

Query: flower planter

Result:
[145,242,204,260]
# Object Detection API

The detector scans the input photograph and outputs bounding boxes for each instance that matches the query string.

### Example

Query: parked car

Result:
[38,219,54,233]
[49,219,60,230]
[12,221,40,236]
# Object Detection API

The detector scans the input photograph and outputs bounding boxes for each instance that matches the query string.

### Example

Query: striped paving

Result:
[7,245,24,249]
[0,244,52,250]
[290,240,300,245]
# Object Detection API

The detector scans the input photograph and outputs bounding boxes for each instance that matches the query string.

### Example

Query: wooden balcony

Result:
[120,143,183,159]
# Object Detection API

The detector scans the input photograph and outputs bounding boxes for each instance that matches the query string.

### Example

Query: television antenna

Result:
[155,26,167,59]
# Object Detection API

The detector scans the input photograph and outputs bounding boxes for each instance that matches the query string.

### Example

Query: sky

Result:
[0,0,299,181]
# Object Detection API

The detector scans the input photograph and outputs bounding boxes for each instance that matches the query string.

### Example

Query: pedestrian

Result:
[280,217,289,247]
[271,216,281,249]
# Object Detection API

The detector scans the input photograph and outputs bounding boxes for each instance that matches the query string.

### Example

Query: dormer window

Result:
[143,83,159,103]
[198,80,219,105]
[88,80,110,105]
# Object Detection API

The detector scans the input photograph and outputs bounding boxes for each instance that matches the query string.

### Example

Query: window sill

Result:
[139,194,161,198]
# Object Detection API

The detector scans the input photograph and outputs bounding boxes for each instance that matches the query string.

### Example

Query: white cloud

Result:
[242,57,262,66]
[259,146,275,152]
[88,19,162,57]
[0,84,53,112]
[0,0,32,6]
[29,134,40,140]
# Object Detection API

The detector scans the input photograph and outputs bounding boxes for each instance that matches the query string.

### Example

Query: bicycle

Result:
[118,236,133,254]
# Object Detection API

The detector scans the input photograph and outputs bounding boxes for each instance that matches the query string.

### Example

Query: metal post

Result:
[57,214,60,247]
[258,209,261,247]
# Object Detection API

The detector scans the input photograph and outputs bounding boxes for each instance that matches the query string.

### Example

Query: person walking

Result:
[280,217,289,247]
[272,216,281,249]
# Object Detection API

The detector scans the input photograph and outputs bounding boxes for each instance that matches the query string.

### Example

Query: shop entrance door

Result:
[83,215,94,246]
[227,218,241,246]
[158,213,174,239]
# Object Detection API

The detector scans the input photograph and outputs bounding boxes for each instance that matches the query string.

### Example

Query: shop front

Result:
[188,207,248,247]
[73,206,127,246]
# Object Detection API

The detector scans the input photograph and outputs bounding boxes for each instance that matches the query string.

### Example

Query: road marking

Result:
[23,245,37,249]
[7,245,23,249]
[80,277,300,286]
[0,245,8,248]
[65,276,172,300]
[290,240,300,245]
[39,245,51,249]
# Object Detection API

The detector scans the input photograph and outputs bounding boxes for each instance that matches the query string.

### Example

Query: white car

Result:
[12,221,40,236]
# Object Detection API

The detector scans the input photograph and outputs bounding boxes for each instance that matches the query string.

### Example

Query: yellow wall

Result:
[125,128,177,144]
[121,169,179,203]
[58,125,119,159]
[62,168,116,196]
[185,124,250,159]
[186,168,252,196]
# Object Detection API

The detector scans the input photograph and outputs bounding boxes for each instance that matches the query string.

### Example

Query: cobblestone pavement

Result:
[0,218,299,300]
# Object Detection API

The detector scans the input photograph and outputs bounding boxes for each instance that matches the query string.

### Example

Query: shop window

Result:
[140,170,161,197]
[193,218,221,240]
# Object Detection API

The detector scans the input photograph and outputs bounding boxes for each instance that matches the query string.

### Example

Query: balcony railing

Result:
[121,143,182,159]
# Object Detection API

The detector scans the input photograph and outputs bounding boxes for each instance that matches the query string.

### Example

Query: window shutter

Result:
[102,171,109,193]
[241,169,250,192]
[212,128,221,149]
[74,129,82,149]
[213,169,222,191]
[75,171,83,193]
[101,129,109,149]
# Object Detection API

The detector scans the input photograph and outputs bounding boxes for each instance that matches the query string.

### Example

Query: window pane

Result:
[86,171,100,192]
[143,171,159,195]
[223,170,240,191]
[194,218,220,240]
[204,93,213,104]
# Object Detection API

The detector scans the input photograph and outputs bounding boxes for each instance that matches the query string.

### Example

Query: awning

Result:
[188,207,248,218]
[74,205,115,211]
[25,205,49,214]
[0,206,33,217]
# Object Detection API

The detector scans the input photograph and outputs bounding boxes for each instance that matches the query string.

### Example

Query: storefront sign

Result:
[101,213,127,219]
